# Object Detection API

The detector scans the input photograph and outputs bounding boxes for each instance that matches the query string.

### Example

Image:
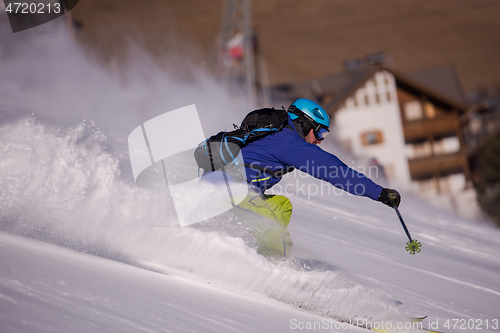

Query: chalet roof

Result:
[324,66,469,113]
[270,65,470,114]
[270,67,375,108]
[408,65,468,106]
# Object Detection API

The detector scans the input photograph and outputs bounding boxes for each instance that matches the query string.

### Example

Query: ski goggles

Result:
[314,127,329,141]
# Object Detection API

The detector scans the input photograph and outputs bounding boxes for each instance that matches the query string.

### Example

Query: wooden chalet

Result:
[271,64,472,195]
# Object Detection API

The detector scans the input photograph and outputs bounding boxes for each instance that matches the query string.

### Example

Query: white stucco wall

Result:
[334,70,411,187]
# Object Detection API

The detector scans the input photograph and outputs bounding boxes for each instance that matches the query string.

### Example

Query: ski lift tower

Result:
[218,0,256,98]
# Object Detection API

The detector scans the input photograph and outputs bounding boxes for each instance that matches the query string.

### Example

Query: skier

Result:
[202,98,401,257]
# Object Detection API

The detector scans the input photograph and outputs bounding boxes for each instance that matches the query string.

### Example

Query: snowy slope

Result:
[1,20,500,333]
[1,118,499,333]
[2,232,364,333]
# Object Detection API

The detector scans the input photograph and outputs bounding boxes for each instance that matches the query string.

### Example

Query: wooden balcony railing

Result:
[403,115,460,142]
[408,151,467,180]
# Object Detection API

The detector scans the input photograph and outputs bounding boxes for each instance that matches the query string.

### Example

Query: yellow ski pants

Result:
[235,192,293,258]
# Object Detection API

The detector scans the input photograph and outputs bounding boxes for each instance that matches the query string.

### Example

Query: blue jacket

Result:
[240,115,383,201]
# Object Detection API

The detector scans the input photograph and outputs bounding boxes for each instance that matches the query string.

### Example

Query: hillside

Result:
[70,0,500,93]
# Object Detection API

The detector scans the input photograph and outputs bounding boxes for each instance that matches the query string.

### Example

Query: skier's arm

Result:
[277,142,383,201]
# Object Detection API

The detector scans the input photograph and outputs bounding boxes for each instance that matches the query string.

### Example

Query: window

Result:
[404,100,423,121]
[386,92,391,102]
[364,95,369,105]
[435,136,460,154]
[424,102,436,119]
[411,142,432,158]
[375,94,380,104]
[361,131,384,146]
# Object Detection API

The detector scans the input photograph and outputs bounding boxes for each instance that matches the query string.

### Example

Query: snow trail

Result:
[0,117,409,325]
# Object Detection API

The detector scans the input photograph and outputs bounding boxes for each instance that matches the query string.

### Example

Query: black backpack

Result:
[194,108,289,173]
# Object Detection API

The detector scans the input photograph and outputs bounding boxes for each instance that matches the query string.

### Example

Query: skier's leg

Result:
[235,192,293,257]
[262,194,293,228]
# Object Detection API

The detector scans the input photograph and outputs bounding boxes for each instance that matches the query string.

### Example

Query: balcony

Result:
[408,151,467,180]
[403,115,459,142]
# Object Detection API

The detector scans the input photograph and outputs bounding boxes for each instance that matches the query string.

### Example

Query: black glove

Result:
[378,188,401,208]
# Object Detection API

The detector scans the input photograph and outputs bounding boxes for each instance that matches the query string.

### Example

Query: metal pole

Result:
[394,207,422,255]
[395,206,412,242]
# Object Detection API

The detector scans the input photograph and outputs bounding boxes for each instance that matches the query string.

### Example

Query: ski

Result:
[411,317,427,323]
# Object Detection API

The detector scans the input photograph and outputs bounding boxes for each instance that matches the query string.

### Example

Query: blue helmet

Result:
[288,98,330,140]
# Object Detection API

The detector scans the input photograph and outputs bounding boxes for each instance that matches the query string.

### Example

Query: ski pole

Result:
[395,206,413,242]
[394,207,421,255]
